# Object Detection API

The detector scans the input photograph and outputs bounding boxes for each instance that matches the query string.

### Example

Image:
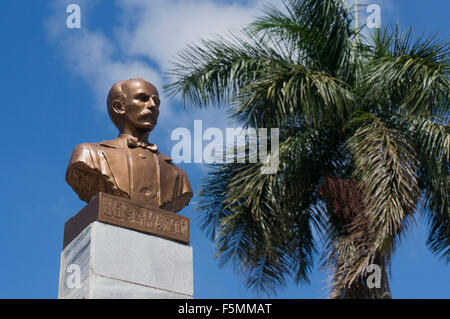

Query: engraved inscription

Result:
[99,195,189,243]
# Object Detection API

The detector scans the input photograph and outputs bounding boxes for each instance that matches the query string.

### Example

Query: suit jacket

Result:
[66,137,193,213]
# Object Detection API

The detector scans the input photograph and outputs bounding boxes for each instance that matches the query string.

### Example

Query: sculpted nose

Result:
[147,98,157,108]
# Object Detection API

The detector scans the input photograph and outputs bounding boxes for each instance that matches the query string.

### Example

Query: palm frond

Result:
[362,27,450,117]
[196,125,342,294]
[249,0,356,79]
[343,114,421,286]
[234,62,356,128]
[410,117,450,262]
[164,30,288,108]
[165,0,450,298]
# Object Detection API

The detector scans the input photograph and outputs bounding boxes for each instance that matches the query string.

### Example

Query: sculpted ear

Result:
[112,100,125,115]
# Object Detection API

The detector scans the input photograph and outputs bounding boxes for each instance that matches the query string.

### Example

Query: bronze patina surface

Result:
[63,192,190,248]
[64,78,192,245]
[66,78,193,213]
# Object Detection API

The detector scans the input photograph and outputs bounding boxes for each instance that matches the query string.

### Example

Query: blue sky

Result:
[0,0,448,298]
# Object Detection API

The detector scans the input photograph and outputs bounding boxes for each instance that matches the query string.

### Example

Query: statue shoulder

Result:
[157,152,188,175]
[157,152,173,163]
[70,138,122,157]
[66,141,117,203]
[157,152,193,212]
[73,142,92,151]
[69,142,91,162]
[69,142,104,163]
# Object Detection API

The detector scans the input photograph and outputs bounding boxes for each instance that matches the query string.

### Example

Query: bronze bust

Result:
[66,78,193,213]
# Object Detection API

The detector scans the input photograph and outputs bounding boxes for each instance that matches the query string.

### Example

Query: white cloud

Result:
[48,0,393,138]
[115,0,266,70]
[44,0,398,175]
[45,0,394,110]
[45,1,161,110]
[44,0,270,123]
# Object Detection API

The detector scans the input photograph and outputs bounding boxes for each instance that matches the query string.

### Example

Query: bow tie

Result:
[127,138,158,152]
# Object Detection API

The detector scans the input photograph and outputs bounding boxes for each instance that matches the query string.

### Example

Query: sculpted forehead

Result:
[122,79,159,97]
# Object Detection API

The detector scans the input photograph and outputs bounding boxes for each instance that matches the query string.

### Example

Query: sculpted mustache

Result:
[138,112,156,119]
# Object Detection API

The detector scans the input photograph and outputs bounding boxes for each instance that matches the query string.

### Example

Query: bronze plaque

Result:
[63,192,190,249]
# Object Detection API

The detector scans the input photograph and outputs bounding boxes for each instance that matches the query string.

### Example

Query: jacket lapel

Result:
[99,138,130,196]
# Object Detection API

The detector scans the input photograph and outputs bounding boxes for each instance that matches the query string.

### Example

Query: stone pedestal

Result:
[58,221,193,299]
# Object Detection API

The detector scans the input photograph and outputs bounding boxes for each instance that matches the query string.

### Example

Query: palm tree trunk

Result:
[369,254,392,299]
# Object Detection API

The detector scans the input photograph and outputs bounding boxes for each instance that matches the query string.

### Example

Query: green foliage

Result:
[165,0,449,297]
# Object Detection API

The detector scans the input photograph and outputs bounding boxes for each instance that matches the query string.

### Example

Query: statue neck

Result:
[118,125,150,143]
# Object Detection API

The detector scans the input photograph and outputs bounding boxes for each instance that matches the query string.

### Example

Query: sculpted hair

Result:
[106,77,146,128]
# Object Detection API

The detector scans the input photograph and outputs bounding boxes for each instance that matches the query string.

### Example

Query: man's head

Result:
[107,78,160,133]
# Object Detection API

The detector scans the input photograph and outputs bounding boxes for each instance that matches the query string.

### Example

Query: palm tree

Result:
[165,0,449,298]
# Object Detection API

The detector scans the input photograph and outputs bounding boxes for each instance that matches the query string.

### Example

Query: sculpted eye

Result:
[151,96,160,106]
[135,93,149,102]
